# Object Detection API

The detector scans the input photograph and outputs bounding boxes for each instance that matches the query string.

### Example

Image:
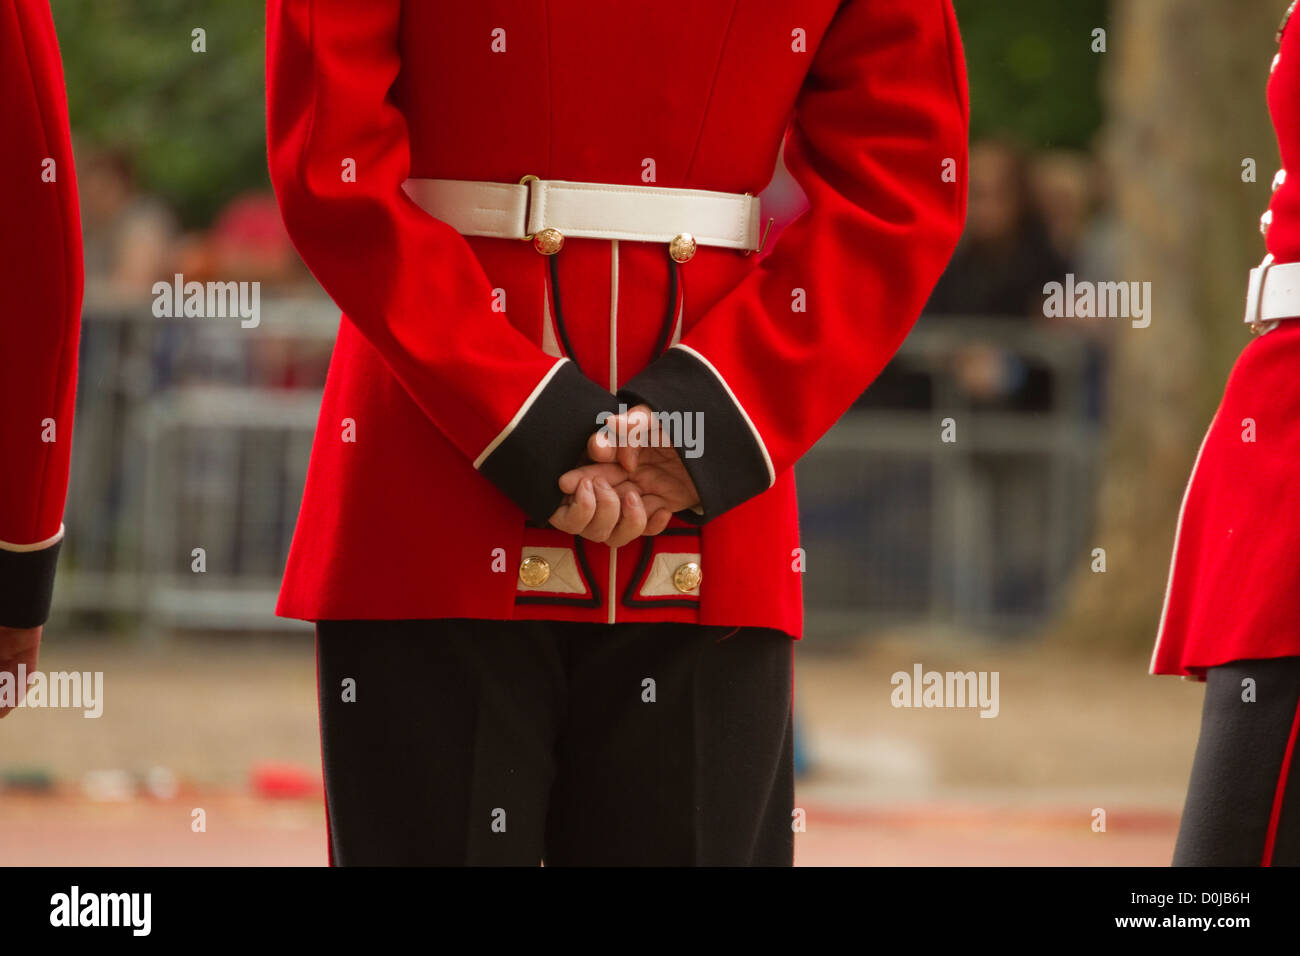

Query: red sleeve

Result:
[1266,1,1300,263]
[619,0,969,521]
[0,0,83,628]
[265,0,615,524]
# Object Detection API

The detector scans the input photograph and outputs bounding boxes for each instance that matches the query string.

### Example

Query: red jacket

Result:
[266,0,969,635]
[0,0,82,629]
[1153,3,1300,676]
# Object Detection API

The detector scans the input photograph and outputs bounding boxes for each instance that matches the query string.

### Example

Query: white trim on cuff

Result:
[670,343,776,488]
[0,523,65,553]
[473,358,571,470]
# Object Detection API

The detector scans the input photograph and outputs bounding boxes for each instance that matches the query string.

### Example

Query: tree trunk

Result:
[1058,0,1282,650]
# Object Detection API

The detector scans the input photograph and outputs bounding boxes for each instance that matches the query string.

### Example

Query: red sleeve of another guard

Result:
[0,0,83,628]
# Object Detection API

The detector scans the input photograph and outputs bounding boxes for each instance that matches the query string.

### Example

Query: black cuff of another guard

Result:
[0,538,62,629]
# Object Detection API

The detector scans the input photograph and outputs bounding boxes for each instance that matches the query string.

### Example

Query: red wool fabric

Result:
[0,1,82,628]
[1153,18,1300,676]
[0,0,81,546]
[266,0,969,635]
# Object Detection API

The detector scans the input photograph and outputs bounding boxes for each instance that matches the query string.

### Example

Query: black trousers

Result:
[1174,656,1300,866]
[315,618,795,866]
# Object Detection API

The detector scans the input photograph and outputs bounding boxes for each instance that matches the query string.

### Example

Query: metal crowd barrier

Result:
[53,300,1103,639]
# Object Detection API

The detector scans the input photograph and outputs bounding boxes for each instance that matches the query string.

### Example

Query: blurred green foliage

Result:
[51,0,267,227]
[955,0,1109,150]
[49,0,1107,227]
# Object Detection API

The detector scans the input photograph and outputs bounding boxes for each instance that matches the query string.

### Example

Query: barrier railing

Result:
[799,318,1103,639]
[54,300,1103,639]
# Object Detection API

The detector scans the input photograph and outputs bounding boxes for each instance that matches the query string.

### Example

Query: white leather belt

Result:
[404,176,765,257]
[1245,253,1300,334]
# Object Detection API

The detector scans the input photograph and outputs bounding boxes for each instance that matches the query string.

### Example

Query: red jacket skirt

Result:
[265,0,969,636]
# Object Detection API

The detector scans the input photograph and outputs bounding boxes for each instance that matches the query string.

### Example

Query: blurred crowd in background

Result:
[63,132,1118,636]
[51,0,1116,638]
[16,0,1285,868]
[78,134,1118,402]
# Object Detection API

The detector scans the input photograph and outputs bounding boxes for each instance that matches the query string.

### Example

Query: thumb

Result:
[588,425,618,463]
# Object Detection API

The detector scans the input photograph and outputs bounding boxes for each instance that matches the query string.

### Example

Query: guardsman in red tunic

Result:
[1153,1,1300,866]
[0,1,83,715]
[266,0,968,864]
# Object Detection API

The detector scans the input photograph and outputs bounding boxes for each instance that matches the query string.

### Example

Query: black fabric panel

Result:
[617,346,770,523]
[0,539,62,629]
[478,361,617,525]
[1174,656,1300,866]
[315,618,794,866]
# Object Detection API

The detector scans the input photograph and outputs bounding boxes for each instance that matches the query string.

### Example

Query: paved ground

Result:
[0,631,1202,866]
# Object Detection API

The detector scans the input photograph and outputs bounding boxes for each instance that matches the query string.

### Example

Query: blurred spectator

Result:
[1032,149,1094,266]
[1072,134,1123,289]
[79,147,178,300]
[925,138,1074,411]
[1037,141,1116,421]
[928,137,1070,319]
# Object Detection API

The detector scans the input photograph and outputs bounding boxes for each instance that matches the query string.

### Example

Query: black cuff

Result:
[0,538,62,629]
[618,347,771,523]
[478,361,618,524]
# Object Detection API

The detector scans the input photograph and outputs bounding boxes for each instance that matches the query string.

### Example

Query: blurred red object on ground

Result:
[250,762,322,800]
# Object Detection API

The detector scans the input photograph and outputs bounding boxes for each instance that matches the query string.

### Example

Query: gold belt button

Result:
[533,228,565,255]
[519,555,551,588]
[672,560,702,593]
[669,232,697,263]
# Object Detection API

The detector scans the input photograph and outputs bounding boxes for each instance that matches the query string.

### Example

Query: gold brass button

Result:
[519,555,551,588]
[533,228,565,255]
[672,561,702,593]
[669,233,697,263]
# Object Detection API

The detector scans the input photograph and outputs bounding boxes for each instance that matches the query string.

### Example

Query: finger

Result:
[623,461,680,497]
[0,666,18,718]
[610,484,670,526]
[586,413,638,471]
[580,478,622,542]
[616,440,640,474]
[550,478,595,533]
[627,491,672,536]
[643,506,673,536]
[549,498,579,534]
[0,628,40,718]
[632,460,700,509]
[606,489,647,548]
[619,404,654,471]
[0,652,37,718]
[587,425,619,463]
[559,462,628,495]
